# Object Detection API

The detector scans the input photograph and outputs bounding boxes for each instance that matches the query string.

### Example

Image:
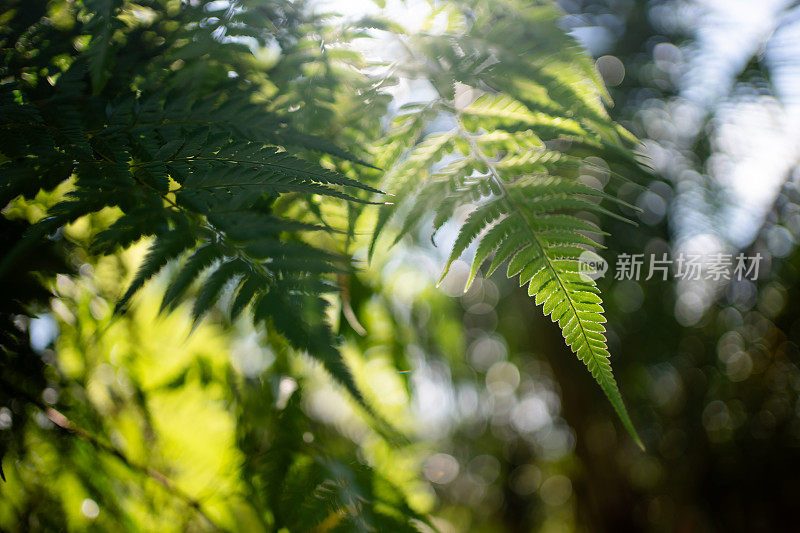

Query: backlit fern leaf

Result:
[371,0,648,447]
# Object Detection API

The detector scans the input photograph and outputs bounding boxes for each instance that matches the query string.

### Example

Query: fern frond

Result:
[1,38,392,410]
[371,1,648,447]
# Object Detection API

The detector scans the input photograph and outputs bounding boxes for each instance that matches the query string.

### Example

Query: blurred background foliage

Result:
[2,0,800,532]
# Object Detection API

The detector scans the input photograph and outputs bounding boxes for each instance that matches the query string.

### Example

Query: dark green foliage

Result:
[0,0,376,407]
[0,0,657,528]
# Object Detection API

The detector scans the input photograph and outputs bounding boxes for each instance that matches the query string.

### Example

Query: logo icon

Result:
[577,251,608,281]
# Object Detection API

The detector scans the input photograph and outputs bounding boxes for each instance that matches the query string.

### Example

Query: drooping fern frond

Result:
[371,0,650,447]
[0,0,384,413]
